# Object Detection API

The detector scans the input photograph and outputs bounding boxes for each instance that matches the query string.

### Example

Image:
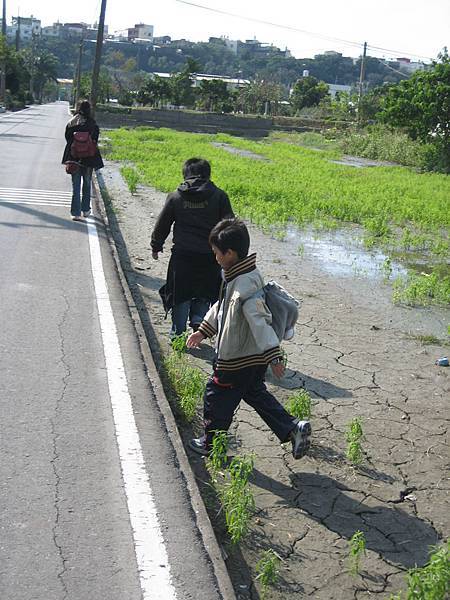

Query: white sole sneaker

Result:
[291,420,312,459]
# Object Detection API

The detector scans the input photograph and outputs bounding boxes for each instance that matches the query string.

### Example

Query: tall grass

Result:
[106,127,450,235]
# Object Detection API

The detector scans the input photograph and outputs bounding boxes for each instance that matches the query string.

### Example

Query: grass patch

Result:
[256,549,281,599]
[348,530,367,576]
[285,389,312,420]
[163,334,206,422]
[106,127,449,297]
[334,125,432,170]
[219,454,255,545]
[106,127,450,236]
[393,269,450,307]
[120,165,140,194]
[390,540,449,600]
[346,417,364,465]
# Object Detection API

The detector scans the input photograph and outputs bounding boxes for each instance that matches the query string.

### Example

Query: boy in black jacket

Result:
[151,158,234,337]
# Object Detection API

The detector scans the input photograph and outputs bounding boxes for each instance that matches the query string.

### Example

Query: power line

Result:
[175,0,434,62]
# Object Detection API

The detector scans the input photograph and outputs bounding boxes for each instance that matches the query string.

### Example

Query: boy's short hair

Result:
[182,158,211,180]
[209,218,250,260]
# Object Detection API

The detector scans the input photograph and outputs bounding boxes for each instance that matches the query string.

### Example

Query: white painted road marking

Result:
[86,216,178,600]
[0,187,72,206]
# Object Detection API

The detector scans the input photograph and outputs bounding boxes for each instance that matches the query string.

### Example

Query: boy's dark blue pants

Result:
[204,365,295,448]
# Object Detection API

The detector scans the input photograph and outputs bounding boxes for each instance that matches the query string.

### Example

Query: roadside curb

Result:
[92,174,237,600]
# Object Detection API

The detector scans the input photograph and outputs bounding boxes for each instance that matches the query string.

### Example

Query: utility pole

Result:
[358,41,367,121]
[73,38,84,109]
[90,0,107,117]
[0,0,6,104]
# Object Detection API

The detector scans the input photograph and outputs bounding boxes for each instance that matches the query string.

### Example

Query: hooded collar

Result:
[224,253,257,282]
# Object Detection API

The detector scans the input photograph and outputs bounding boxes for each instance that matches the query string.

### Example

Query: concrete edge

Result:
[91,174,237,600]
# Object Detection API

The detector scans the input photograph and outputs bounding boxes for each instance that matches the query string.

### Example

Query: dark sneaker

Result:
[290,420,311,459]
[189,436,210,457]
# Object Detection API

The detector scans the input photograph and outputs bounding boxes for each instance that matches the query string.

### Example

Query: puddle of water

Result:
[286,225,407,280]
[330,155,398,168]
[211,141,268,161]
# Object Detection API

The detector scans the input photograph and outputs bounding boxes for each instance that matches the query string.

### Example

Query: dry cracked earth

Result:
[99,163,449,600]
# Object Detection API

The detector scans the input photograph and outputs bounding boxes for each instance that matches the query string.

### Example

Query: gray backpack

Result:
[251,281,300,342]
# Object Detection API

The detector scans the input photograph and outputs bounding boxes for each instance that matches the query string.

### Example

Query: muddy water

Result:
[285,225,407,280]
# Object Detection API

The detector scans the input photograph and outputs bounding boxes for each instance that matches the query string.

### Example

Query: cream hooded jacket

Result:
[198,254,282,372]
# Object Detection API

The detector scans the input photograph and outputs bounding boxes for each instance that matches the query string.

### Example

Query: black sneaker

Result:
[290,420,312,459]
[189,436,210,457]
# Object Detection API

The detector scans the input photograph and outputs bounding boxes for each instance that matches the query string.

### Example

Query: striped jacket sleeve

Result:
[198,300,219,338]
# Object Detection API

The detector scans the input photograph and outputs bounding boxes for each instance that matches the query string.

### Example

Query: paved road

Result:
[0,103,224,600]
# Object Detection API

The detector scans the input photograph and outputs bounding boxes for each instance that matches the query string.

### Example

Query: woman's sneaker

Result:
[82,210,91,217]
[189,435,210,456]
[290,420,312,459]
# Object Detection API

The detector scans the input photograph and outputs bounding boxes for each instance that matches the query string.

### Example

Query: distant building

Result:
[153,35,171,45]
[395,57,425,73]
[128,23,153,42]
[327,83,353,97]
[150,71,249,90]
[7,16,41,43]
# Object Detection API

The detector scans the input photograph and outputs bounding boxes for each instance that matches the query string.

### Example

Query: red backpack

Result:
[71,131,97,159]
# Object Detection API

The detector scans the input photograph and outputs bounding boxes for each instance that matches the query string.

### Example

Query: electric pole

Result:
[90,0,107,117]
[73,38,84,109]
[358,41,367,121]
[1,0,6,104]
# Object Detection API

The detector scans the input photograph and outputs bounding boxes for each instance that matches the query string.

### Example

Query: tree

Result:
[290,75,329,112]
[79,68,112,104]
[169,58,200,107]
[380,53,450,171]
[237,80,282,115]
[137,74,170,107]
[196,79,230,112]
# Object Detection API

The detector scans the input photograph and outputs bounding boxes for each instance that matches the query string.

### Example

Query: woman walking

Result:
[62,100,104,221]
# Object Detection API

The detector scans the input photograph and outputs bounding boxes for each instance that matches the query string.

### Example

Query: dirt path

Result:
[99,164,449,600]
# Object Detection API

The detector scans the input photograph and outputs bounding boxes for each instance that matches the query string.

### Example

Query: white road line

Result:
[86,216,177,600]
[0,187,72,197]
[0,200,71,207]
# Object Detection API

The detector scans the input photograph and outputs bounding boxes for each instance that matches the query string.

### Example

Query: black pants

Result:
[203,365,295,448]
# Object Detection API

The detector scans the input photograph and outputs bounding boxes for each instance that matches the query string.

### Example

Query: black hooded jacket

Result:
[151,177,234,254]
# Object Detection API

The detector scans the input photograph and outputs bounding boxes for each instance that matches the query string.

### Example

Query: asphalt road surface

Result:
[0,102,224,600]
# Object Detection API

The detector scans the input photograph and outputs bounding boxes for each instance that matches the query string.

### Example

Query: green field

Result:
[105,127,450,304]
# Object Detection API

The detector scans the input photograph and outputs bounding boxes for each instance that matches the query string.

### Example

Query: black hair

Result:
[182,158,211,180]
[209,218,250,260]
[77,99,91,118]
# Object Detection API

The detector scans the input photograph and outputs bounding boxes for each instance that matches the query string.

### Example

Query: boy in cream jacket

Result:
[187,218,311,458]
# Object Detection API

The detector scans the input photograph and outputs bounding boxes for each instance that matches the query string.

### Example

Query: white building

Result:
[8,16,41,42]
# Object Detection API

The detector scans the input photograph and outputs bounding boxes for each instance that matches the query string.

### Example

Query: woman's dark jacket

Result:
[61,114,104,170]
[151,177,234,310]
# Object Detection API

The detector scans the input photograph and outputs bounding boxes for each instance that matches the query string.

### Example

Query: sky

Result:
[5,0,450,62]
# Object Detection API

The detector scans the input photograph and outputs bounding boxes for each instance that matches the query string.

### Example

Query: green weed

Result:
[120,165,140,194]
[170,332,188,354]
[286,389,312,420]
[220,454,255,544]
[381,257,393,281]
[348,530,366,576]
[408,334,442,346]
[206,431,228,478]
[256,549,281,599]
[393,270,450,307]
[346,417,364,465]
[389,540,449,600]
[163,351,206,422]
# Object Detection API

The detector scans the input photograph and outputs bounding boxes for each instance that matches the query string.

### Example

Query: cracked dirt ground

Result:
[100,164,449,599]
